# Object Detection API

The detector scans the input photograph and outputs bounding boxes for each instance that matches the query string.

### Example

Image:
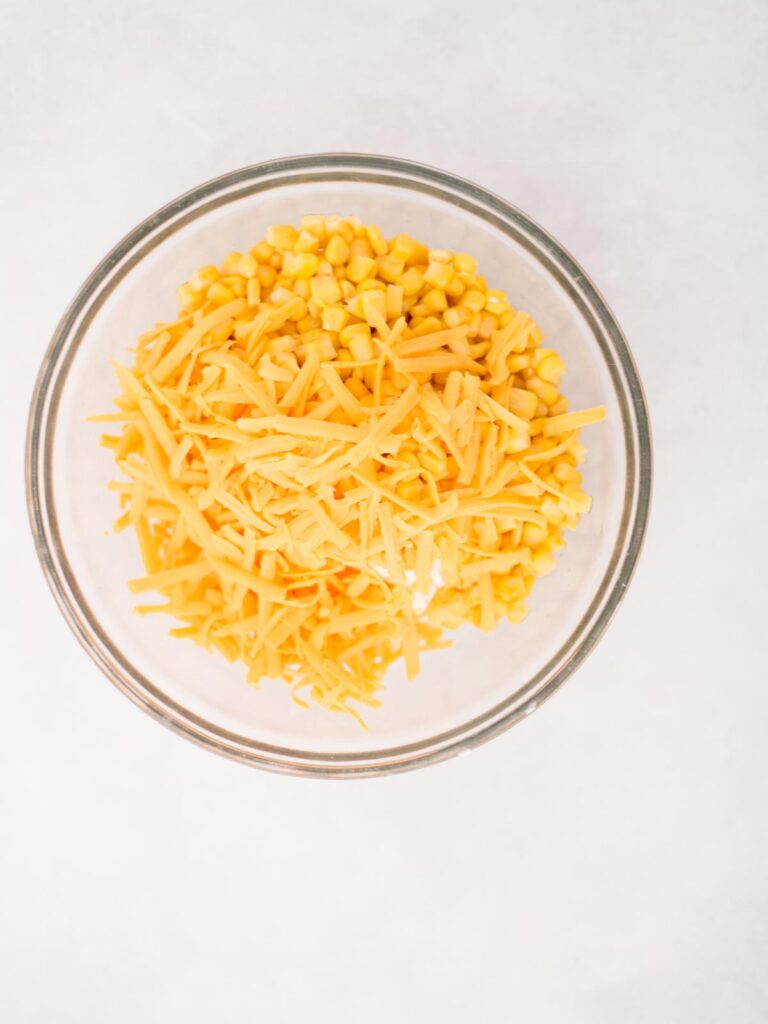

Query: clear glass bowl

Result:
[26,154,651,777]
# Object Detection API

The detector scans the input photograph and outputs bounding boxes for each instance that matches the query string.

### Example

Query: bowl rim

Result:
[25,152,652,778]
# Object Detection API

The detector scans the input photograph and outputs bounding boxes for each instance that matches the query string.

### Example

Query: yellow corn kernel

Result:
[540,496,565,524]
[522,522,548,547]
[294,230,320,254]
[423,288,447,313]
[411,316,443,336]
[375,255,405,283]
[292,277,310,300]
[506,387,539,419]
[390,233,429,264]
[348,333,374,362]
[527,375,560,406]
[340,322,372,347]
[324,216,353,242]
[267,224,299,250]
[496,576,526,602]
[453,252,477,274]
[420,451,447,478]
[484,290,509,315]
[445,277,465,299]
[335,348,354,378]
[310,275,342,307]
[506,354,531,373]
[206,281,236,305]
[222,251,243,274]
[190,265,220,291]
[570,441,587,464]
[356,277,386,293]
[531,550,556,576]
[345,293,366,319]
[246,278,261,307]
[345,216,366,237]
[553,462,581,485]
[361,289,387,326]
[549,396,569,416]
[345,375,369,398]
[506,602,529,624]
[350,237,374,259]
[398,267,424,296]
[257,264,277,289]
[428,248,452,263]
[296,314,321,334]
[177,283,202,311]
[396,478,423,501]
[287,253,319,278]
[366,224,388,256]
[537,353,566,385]
[321,305,349,333]
[300,215,325,239]
[234,254,256,279]
[346,254,377,283]
[462,289,486,313]
[478,313,497,339]
[325,234,350,266]
[386,284,403,319]
[251,240,274,261]
[222,276,246,298]
[423,261,454,289]
[443,306,471,329]
[339,278,356,301]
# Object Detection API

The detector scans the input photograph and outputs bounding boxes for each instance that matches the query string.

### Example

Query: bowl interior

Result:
[40,166,638,769]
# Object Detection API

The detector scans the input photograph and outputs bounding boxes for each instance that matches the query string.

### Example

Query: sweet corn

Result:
[176,283,201,311]
[398,267,424,296]
[537,353,566,385]
[300,215,325,239]
[386,284,403,319]
[321,305,349,333]
[222,251,243,274]
[348,334,374,362]
[423,288,447,313]
[390,233,428,264]
[484,290,509,315]
[347,254,377,283]
[294,230,320,254]
[288,253,319,278]
[366,224,388,256]
[324,234,350,266]
[206,281,236,305]
[340,322,371,347]
[350,237,374,259]
[267,225,299,250]
[423,261,454,289]
[527,375,560,406]
[246,278,261,307]
[190,265,220,291]
[116,218,604,722]
[310,275,342,307]
[453,252,477,274]
[376,255,406,283]
[462,289,486,313]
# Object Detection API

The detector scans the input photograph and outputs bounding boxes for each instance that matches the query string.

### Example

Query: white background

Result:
[2,1,767,1021]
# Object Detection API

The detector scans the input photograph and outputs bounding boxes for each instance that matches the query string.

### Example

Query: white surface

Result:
[1,0,766,1020]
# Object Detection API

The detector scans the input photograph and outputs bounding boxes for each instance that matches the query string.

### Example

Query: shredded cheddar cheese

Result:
[95,217,605,724]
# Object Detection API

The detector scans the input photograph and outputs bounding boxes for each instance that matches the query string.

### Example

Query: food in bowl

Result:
[93,216,605,724]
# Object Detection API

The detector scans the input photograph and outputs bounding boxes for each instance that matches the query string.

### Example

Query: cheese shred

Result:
[98,219,605,723]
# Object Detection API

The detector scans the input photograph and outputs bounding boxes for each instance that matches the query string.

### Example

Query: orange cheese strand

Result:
[98,218,605,722]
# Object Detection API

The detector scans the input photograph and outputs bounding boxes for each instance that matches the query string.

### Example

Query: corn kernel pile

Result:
[97,216,605,723]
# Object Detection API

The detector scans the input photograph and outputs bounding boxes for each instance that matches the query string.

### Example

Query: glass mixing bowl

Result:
[26,154,651,777]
